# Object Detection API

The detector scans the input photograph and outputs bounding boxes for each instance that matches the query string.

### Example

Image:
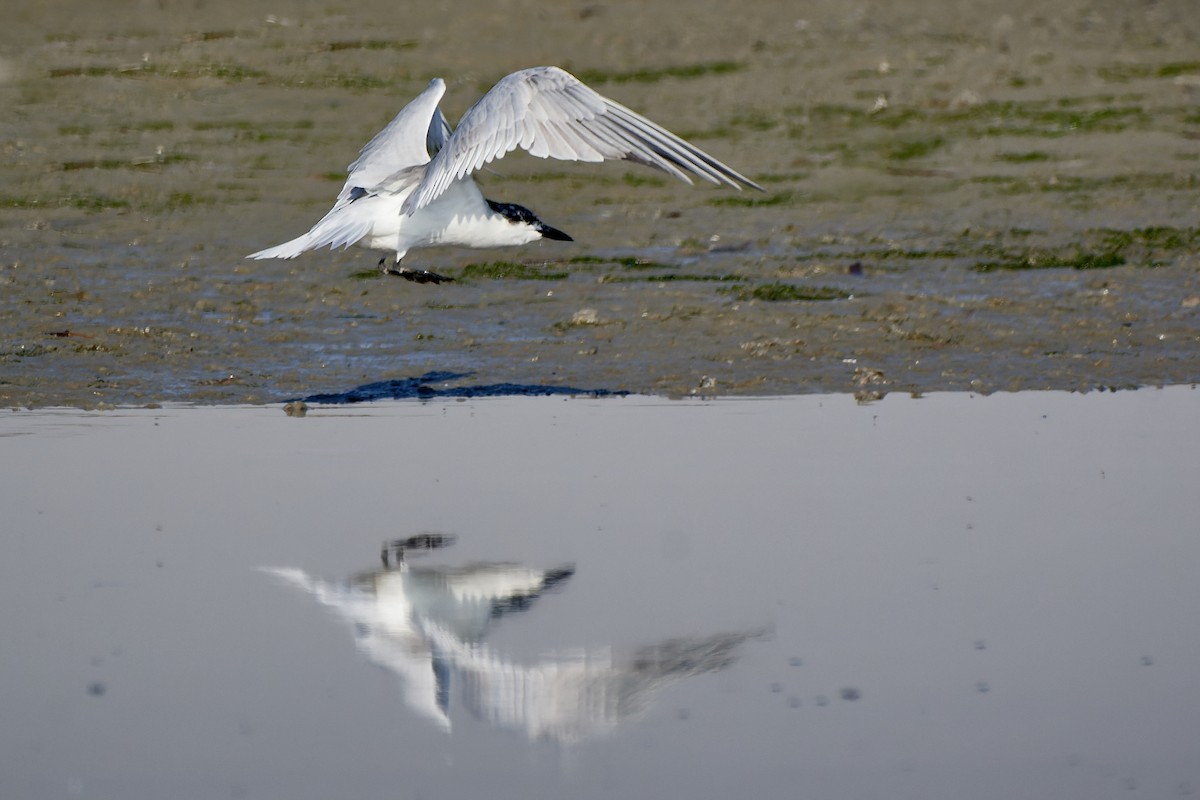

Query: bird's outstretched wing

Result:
[403,66,763,214]
[345,77,449,192]
[246,80,446,260]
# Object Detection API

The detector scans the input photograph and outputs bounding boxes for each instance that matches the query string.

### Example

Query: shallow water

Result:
[3,387,1198,799]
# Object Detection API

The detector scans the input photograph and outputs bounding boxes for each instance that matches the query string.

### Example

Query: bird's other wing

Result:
[426,105,453,157]
[403,66,763,214]
[346,77,448,191]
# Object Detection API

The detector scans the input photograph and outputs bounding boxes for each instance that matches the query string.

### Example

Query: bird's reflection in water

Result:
[266,535,762,743]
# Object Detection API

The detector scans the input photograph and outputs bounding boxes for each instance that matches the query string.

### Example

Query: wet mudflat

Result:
[2,388,1198,799]
[2,0,1199,406]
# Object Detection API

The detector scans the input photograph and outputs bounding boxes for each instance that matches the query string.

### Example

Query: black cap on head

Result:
[487,199,572,241]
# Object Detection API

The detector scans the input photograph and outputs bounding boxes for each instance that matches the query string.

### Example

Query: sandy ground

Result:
[1,0,1198,406]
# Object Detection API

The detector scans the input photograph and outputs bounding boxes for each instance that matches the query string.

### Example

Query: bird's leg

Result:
[379,257,454,285]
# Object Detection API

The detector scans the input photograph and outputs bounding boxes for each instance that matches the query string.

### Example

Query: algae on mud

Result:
[1,0,1198,406]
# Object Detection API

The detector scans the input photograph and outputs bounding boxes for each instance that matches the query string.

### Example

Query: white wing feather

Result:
[247,80,444,260]
[346,77,448,192]
[403,66,762,214]
[426,105,452,157]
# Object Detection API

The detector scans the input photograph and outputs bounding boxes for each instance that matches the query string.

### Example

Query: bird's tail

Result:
[246,233,315,260]
[246,206,374,260]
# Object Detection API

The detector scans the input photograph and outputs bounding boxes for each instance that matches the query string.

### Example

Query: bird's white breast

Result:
[356,176,539,255]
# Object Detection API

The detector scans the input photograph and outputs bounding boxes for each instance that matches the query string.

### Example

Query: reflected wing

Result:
[262,567,452,730]
[405,563,574,642]
[403,66,762,213]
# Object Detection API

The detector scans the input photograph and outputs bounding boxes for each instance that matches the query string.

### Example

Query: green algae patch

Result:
[973,226,1199,272]
[974,250,1126,272]
[1097,226,1200,252]
[738,283,852,302]
[576,61,743,85]
[887,135,946,161]
[324,39,419,53]
[709,190,796,208]
[1099,61,1200,82]
[458,262,569,281]
[59,154,196,171]
[568,255,672,270]
[995,151,1052,163]
[602,273,742,284]
[788,99,1150,139]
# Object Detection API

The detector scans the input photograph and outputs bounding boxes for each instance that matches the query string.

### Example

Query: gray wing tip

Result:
[706,170,765,192]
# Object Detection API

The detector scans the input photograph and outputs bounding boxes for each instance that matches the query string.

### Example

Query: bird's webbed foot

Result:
[379,258,454,284]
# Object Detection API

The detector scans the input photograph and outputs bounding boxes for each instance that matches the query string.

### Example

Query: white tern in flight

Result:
[247,66,762,284]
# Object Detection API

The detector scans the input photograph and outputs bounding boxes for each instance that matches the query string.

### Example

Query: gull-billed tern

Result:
[247,66,763,284]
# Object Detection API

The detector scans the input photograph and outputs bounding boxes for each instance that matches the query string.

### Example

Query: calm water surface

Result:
[2,388,1197,799]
